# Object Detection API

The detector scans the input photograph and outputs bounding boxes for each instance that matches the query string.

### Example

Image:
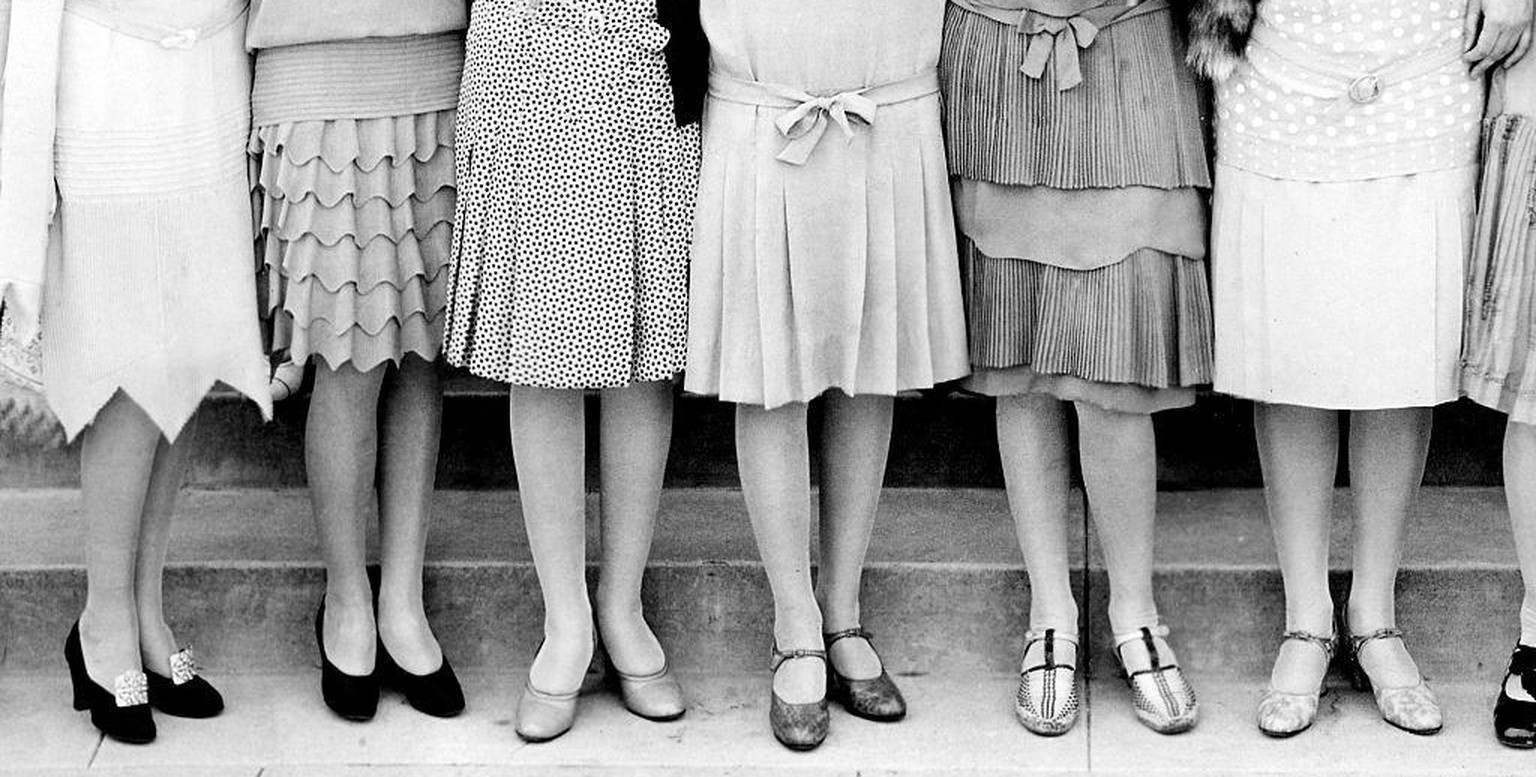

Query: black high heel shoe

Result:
[145,647,224,719]
[824,627,906,722]
[64,622,155,744]
[377,640,465,718]
[314,605,379,721]
[1496,644,1536,748]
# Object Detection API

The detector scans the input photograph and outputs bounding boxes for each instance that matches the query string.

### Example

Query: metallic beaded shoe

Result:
[146,647,225,719]
[769,646,829,751]
[1257,630,1335,738]
[824,627,906,722]
[1015,628,1079,736]
[1113,625,1199,735]
[1348,627,1442,735]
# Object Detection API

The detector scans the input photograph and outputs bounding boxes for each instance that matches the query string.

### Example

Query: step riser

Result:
[0,396,1508,489]
[1,566,1517,680]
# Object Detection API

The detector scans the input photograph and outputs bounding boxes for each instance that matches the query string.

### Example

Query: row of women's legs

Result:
[509,381,674,694]
[996,394,1172,672]
[311,355,445,676]
[1257,404,1430,694]
[737,393,893,703]
[77,391,193,689]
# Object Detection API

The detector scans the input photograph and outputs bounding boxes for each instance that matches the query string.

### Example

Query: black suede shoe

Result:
[146,647,224,718]
[315,604,379,722]
[378,640,465,718]
[65,622,156,744]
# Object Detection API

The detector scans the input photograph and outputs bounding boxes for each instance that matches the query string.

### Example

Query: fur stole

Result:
[1185,0,1262,81]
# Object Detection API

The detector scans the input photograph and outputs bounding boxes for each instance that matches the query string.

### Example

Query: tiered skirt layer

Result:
[1462,114,1536,422]
[253,111,456,371]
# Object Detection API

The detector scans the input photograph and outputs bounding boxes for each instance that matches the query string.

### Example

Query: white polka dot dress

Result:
[443,0,701,389]
[1210,0,1483,410]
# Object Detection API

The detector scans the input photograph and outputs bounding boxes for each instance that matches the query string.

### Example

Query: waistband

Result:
[66,0,247,49]
[708,69,939,166]
[1249,24,1466,107]
[949,0,1166,91]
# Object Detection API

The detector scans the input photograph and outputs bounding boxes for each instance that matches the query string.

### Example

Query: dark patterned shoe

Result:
[1113,625,1199,735]
[824,627,906,722]
[1015,629,1079,736]
[1347,627,1442,735]
[1496,644,1536,748]
[770,646,829,751]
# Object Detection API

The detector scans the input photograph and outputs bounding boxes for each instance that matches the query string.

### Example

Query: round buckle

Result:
[1347,74,1383,104]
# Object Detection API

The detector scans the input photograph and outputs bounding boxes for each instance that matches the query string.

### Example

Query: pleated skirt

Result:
[1463,114,1536,423]
[253,112,456,371]
[43,1,271,441]
[1213,164,1475,409]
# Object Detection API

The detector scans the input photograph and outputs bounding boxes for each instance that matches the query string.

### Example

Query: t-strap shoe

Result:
[146,647,225,718]
[1347,627,1442,735]
[1113,625,1199,735]
[1015,628,1080,736]
[770,646,829,751]
[824,627,906,722]
[1257,630,1335,738]
[1496,644,1536,748]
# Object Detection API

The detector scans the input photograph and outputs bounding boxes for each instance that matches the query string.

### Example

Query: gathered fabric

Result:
[950,0,1166,91]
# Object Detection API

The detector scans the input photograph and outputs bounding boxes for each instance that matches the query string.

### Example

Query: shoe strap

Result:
[822,626,873,648]
[1113,625,1175,676]
[770,646,827,672]
[523,679,580,702]
[1349,626,1403,655]
[1510,644,1536,696]
[1281,630,1338,662]
[1021,628,1078,676]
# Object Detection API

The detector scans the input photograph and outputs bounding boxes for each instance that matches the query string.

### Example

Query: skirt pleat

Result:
[939,3,1209,190]
[963,240,1214,391]
[1462,114,1536,422]
[253,111,456,371]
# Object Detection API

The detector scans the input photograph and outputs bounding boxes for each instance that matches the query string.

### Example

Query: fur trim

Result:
[1185,0,1261,81]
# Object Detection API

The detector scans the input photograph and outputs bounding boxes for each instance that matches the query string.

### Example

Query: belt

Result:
[523,0,669,54]
[64,0,246,50]
[707,69,940,166]
[1249,26,1468,106]
[951,0,1165,91]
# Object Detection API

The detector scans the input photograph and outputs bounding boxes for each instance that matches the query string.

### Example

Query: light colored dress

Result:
[1462,58,1536,422]
[684,0,970,408]
[41,0,271,439]
[248,1,466,372]
[1211,0,1481,410]
[444,0,700,389]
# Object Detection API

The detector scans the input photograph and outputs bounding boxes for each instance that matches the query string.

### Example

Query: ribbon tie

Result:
[1018,13,1101,91]
[771,90,878,166]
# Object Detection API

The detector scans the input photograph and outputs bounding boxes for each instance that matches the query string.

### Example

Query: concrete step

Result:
[0,376,1510,489]
[0,671,1527,775]
[0,487,1521,681]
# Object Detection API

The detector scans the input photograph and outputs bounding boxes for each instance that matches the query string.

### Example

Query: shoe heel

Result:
[64,623,96,710]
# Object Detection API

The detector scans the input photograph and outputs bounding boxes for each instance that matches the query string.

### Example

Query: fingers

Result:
[1464,0,1482,47]
[1508,28,1533,67]
[1467,24,1523,76]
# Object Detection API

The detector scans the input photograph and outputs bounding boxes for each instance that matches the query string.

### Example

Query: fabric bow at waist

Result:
[952,0,1166,91]
[708,69,939,166]
[65,0,247,49]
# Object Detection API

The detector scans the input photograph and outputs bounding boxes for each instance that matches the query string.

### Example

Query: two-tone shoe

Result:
[1347,627,1442,735]
[824,627,906,722]
[1256,630,1335,738]
[65,622,156,744]
[769,646,829,751]
[1015,628,1079,736]
[146,647,224,718]
[1496,644,1536,748]
[1113,625,1199,735]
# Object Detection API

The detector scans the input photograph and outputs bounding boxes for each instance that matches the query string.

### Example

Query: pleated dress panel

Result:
[44,0,272,441]
[684,0,971,409]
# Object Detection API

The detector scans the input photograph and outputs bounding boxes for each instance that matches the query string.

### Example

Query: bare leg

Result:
[1076,402,1173,669]
[511,385,593,693]
[308,362,386,675]
[1254,402,1339,694]
[595,381,672,675]
[736,402,823,703]
[134,415,197,676]
[1346,407,1432,687]
[1504,419,1536,700]
[815,392,892,680]
[78,392,161,687]
[376,356,446,674]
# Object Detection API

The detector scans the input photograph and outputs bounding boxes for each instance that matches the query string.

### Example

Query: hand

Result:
[1464,0,1534,76]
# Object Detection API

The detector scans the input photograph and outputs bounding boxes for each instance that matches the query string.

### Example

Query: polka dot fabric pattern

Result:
[1216,0,1482,182]
[444,0,701,389]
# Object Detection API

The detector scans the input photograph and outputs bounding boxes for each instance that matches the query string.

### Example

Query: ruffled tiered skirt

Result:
[1462,113,1536,422]
[940,1,1214,414]
[251,35,463,372]
[44,0,271,440]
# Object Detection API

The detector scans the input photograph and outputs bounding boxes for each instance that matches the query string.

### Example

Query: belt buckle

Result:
[1347,74,1383,104]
